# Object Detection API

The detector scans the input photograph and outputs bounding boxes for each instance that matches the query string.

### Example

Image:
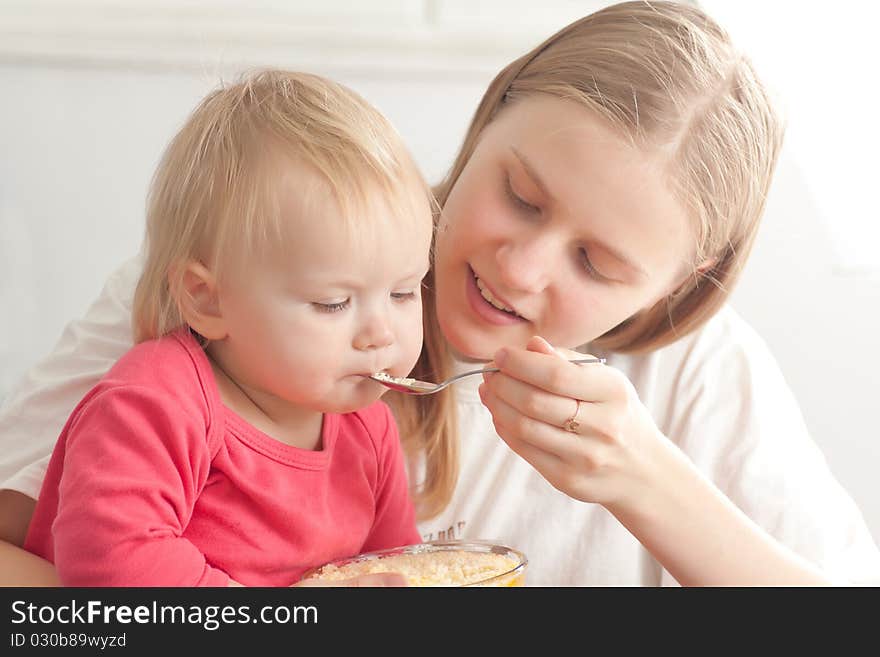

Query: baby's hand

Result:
[479,335,672,509]
[294,572,408,587]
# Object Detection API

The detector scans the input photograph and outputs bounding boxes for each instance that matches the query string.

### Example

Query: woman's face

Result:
[433,95,696,360]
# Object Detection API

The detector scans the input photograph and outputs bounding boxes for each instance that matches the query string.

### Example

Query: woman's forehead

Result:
[489,96,637,159]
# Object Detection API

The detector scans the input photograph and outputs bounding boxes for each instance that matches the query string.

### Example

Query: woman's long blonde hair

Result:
[397,1,784,517]
[435,0,783,352]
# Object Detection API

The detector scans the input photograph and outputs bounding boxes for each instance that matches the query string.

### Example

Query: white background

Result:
[1,0,878,544]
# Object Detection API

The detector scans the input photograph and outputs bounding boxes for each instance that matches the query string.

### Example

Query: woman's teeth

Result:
[475,276,520,317]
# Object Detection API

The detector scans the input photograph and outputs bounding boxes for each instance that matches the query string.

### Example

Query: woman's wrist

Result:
[602,425,688,525]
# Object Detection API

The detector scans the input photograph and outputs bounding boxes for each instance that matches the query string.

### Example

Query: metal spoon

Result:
[367,357,606,395]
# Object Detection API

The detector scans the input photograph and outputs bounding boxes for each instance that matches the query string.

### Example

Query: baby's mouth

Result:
[473,273,524,320]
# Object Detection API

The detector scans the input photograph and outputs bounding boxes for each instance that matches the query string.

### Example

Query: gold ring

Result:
[563,398,583,433]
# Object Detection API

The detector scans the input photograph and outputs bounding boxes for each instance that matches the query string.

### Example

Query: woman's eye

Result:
[504,175,540,214]
[313,299,350,313]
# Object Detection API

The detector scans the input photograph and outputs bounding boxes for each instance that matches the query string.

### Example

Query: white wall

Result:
[2,1,878,546]
[730,157,880,545]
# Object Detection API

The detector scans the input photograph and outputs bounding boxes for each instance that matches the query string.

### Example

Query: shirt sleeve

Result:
[659,311,880,585]
[0,254,142,500]
[51,384,229,586]
[360,404,422,553]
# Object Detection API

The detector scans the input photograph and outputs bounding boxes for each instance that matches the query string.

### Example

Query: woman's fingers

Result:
[492,340,624,404]
[482,365,620,444]
[480,337,664,507]
[479,382,610,500]
[483,370,582,429]
[479,382,606,459]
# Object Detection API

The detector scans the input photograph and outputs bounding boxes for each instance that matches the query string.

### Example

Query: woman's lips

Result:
[465,266,526,326]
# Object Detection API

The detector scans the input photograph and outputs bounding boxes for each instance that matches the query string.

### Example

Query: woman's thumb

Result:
[527,335,560,357]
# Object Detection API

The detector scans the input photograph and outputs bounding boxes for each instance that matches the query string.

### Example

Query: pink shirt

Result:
[25,330,420,586]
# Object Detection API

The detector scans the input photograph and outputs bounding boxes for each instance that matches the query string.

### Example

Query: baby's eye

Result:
[313,299,350,313]
[579,249,611,282]
[391,291,417,302]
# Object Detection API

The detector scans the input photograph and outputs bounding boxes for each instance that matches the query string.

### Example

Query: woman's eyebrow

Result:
[511,147,647,279]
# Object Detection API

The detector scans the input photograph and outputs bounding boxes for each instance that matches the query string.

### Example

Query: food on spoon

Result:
[372,371,417,386]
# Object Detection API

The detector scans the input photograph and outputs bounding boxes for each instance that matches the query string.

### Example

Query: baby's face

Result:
[212,168,432,414]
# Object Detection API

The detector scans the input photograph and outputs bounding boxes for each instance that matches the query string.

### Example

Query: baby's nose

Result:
[353,314,394,351]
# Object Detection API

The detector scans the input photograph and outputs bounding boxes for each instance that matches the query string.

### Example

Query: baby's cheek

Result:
[402,329,425,370]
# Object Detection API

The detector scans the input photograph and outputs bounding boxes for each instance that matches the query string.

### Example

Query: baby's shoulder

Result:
[340,401,396,444]
[93,330,213,417]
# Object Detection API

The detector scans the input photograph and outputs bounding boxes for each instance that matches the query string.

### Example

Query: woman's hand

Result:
[478,335,672,510]
[480,335,833,585]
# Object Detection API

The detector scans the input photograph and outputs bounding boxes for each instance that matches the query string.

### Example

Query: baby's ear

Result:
[171,260,227,341]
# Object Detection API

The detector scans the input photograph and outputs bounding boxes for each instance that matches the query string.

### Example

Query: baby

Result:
[24,70,439,586]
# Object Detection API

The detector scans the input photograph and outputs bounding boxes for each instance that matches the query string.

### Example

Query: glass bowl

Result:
[301,540,527,587]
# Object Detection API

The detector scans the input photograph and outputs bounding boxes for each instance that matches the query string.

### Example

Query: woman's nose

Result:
[495,238,554,294]
[353,313,395,351]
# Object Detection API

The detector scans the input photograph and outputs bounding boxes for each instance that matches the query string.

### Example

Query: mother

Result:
[2,1,878,585]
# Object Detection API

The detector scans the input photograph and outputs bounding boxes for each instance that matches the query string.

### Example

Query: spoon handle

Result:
[452,356,605,383]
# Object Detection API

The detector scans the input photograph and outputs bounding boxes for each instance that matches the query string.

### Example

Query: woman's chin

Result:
[437,296,534,361]
[443,325,504,362]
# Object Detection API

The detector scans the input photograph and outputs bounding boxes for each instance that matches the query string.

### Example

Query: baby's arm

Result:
[37,385,229,586]
[358,403,422,553]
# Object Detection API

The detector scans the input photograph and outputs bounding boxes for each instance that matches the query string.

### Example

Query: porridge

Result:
[303,542,526,587]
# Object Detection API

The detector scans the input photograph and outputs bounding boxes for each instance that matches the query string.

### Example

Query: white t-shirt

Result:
[2,255,879,585]
[420,316,880,585]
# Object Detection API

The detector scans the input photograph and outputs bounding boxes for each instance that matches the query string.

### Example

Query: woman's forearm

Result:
[0,489,60,586]
[0,540,60,586]
[0,489,36,547]
[608,440,832,587]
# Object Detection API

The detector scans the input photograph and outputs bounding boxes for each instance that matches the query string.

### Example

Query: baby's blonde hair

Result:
[133,69,430,343]
[432,0,783,352]
[131,70,455,518]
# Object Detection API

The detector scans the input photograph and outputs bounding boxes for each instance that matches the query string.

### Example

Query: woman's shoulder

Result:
[595,304,803,452]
